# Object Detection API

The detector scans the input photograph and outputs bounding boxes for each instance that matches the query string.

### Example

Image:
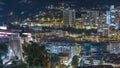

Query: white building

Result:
[106,5,117,30]
[9,34,24,61]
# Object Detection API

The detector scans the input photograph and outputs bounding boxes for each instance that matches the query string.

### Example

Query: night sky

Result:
[1,0,120,23]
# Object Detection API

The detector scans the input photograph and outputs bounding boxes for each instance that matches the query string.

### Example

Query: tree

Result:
[80,59,84,67]
[0,43,8,68]
[100,58,105,65]
[22,42,49,67]
[71,55,79,68]
[49,53,60,68]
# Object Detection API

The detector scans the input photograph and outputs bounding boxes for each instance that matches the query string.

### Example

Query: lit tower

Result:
[106,5,116,26]
[110,5,116,25]
[106,5,117,35]
[109,5,116,30]
[106,11,110,25]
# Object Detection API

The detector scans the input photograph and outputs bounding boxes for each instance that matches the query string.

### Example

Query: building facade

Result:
[63,9,75,26]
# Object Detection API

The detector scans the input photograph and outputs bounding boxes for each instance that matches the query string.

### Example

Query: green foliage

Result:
[49,53,60,67]
[100,58,104,65]
[71,55,79,67]
[0,43,8,55]
[17,62,27,68]
[22,42,48,67]
[0,43,8,64]
[80,59,84,67]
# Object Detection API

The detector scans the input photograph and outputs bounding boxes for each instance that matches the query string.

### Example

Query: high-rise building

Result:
[109,5,116,30]
[106,5,118,35]
[106,5,116,26]
[63,9,75,26]
[110,5,116,25]
[87,11,100,27]
[106,11,111,25]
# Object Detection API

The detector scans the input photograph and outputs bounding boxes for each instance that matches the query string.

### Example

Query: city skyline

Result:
[0,0,120,68]
[1,0,120,23]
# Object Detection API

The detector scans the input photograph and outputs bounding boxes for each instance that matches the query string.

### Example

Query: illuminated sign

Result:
[0,26,7,30]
